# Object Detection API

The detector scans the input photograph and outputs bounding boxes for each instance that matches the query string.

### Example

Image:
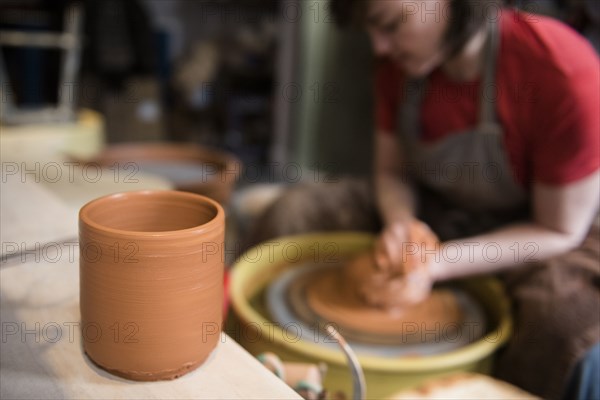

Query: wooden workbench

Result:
[0,175,301,399]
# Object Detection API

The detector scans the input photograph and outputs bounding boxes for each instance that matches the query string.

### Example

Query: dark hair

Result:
[329,0,504,55]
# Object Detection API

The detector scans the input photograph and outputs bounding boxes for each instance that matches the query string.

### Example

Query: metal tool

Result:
[325,324,366,400]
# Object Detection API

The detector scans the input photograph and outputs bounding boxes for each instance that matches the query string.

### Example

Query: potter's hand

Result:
[375,219,438,272]
[371,219,439,306]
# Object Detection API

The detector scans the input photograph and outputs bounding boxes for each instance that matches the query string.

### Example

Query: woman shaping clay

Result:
[248,1,600,398]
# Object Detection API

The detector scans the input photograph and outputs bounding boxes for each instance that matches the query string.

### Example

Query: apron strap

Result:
[477,19,501,135]
[399,78,427,142]
[400,19,501,139]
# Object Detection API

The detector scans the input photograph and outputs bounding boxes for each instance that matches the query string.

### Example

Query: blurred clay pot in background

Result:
[79,143,241,206]
[79,190,225,381]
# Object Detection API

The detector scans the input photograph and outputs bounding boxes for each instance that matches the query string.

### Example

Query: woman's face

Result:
[366,0,451,77]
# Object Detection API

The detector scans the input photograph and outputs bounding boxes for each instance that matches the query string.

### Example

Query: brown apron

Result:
[398,19,600,400]
[397,19,528,240]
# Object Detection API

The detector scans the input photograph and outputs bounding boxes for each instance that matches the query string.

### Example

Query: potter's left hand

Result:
[374,219,438,272]
[372,219,439,306]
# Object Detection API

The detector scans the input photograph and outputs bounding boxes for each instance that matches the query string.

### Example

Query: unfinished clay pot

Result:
[79,190,224,380]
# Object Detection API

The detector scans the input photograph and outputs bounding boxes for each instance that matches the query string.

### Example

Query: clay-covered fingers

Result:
[380,220,438,307]
[374,222,410,273]
[401,266,433,305]
[403,220,439,272]
[368,219,439,308]
[375,220,438,274]
[358,269,431,309]
[397,220,438,306]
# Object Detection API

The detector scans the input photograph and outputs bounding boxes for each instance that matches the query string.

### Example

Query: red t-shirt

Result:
[376,9,600,187]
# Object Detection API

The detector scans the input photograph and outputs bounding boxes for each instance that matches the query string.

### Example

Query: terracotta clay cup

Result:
[79,190,224,381]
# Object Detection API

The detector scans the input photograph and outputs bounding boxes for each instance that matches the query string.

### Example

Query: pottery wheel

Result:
[267,263,487,356]
[290,266,464,345]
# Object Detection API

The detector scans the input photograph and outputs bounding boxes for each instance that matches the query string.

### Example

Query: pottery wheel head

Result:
[286,259,466,345]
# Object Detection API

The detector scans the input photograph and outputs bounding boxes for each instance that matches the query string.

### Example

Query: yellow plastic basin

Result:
[228,232,512,398]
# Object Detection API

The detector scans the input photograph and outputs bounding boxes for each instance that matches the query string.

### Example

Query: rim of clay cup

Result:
[79,190,224,237]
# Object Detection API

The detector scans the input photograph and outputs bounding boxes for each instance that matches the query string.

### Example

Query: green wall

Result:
[293,1,375,177]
